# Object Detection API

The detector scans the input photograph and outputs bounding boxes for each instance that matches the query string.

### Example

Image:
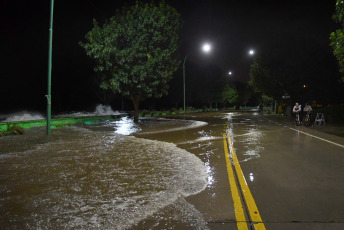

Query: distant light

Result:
[202,43,211,53]
[228,71,232,75]
[249,49,255,55]
[303,84,307,88]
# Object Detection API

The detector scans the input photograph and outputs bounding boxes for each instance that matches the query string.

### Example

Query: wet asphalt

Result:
[136,112,344,230]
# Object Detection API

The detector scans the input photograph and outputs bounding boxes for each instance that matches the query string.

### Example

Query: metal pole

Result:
[47,0,54,135]
[183,53,190,115]
[183,57,186,115]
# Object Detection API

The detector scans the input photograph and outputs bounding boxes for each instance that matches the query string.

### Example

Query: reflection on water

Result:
[0,125,208,229]
[249,173,254,182]
[113,117,141,135]
[225,113,265,162]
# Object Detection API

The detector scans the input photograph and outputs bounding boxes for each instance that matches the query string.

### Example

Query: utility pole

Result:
[46,0,54,135]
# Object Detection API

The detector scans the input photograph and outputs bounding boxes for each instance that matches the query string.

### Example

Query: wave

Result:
[2,112,45,122]
[0,127,208,229]
[136,118,208,135]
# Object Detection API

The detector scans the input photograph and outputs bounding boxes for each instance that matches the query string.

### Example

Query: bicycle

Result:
[295,112,301,126]
[303,112,312,126]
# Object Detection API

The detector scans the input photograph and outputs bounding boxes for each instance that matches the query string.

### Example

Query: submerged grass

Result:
[0,124,24,136]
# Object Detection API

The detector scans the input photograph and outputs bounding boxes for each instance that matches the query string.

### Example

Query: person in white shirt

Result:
[293,102,301,114]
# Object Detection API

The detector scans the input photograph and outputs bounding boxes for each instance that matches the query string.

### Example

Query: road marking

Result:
[288,127,344,149]
[263,117,344,149]
[225,131,266,230]
[223,134,248,230]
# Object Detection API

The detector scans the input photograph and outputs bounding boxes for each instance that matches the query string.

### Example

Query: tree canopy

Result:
[330,0,344,82]
[221,84,239,106]
[80,1,182,121]
[248,58,284,101]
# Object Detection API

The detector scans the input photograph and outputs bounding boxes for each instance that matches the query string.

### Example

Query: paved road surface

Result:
[138,112,344,229]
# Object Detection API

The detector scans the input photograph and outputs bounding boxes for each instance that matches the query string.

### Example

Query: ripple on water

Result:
[134,117,208,135]
[0,127,208,229]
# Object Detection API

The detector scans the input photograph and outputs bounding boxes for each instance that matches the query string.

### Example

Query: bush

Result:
[0,124,24,136]
[8,124,24,135]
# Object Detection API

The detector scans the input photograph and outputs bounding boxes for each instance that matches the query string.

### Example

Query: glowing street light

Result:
[183,43,212,114]
[249,49,255,56]
[228,71,233,75]
[202,43,211,53]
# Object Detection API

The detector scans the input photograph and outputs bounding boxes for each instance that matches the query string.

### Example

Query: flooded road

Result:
[0,120,208,229]
[1,112,344,229]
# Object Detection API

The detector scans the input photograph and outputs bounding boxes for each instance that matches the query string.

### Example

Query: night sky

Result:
[0,0,339,114]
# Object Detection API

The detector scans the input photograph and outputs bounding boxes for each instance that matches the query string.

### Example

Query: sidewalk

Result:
[263,114,344,138]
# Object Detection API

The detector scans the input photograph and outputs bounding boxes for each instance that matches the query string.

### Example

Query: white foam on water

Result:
[55,104,123,118]
[195,136,221,142]
[222,112,237,120]
[240,146,264,163]
[94,104,120,116]
[137,119,208,135]
[137,197,209,229]
[229,116,265,162]
[178,129,222,145]
[0,127,208,229]
[3,112,45,122]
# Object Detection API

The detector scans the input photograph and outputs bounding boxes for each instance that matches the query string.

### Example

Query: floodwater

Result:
[0,113,265,229]
[0,117,211,229]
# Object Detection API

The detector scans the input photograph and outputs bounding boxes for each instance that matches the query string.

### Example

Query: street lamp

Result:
[183,43,212,114]
[228,71,233,75]
[202,43,211,53]
[249,49,255,56]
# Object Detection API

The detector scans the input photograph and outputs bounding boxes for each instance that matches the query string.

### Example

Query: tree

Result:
[248,59,284,100]
[234,81,253,107]
[80,1,182,122]
[330,0,344,83]
[221,84,239,107]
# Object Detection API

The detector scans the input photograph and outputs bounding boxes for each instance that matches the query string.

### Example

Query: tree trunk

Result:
[131,95,141,123]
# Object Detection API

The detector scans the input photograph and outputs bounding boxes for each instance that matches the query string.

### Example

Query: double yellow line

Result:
[223,131,266,230]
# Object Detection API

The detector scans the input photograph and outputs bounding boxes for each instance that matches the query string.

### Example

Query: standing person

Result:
[293,102,302,125]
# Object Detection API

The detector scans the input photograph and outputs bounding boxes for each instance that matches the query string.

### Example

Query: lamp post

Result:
[183,43,211,114]
[228,71,233,75]
[46,0,54,135]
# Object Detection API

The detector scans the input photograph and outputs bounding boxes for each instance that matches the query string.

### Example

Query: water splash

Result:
[94,104,120,115]
[3,112,45,122]
[1,105,123,122]
[55,104,123,118]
